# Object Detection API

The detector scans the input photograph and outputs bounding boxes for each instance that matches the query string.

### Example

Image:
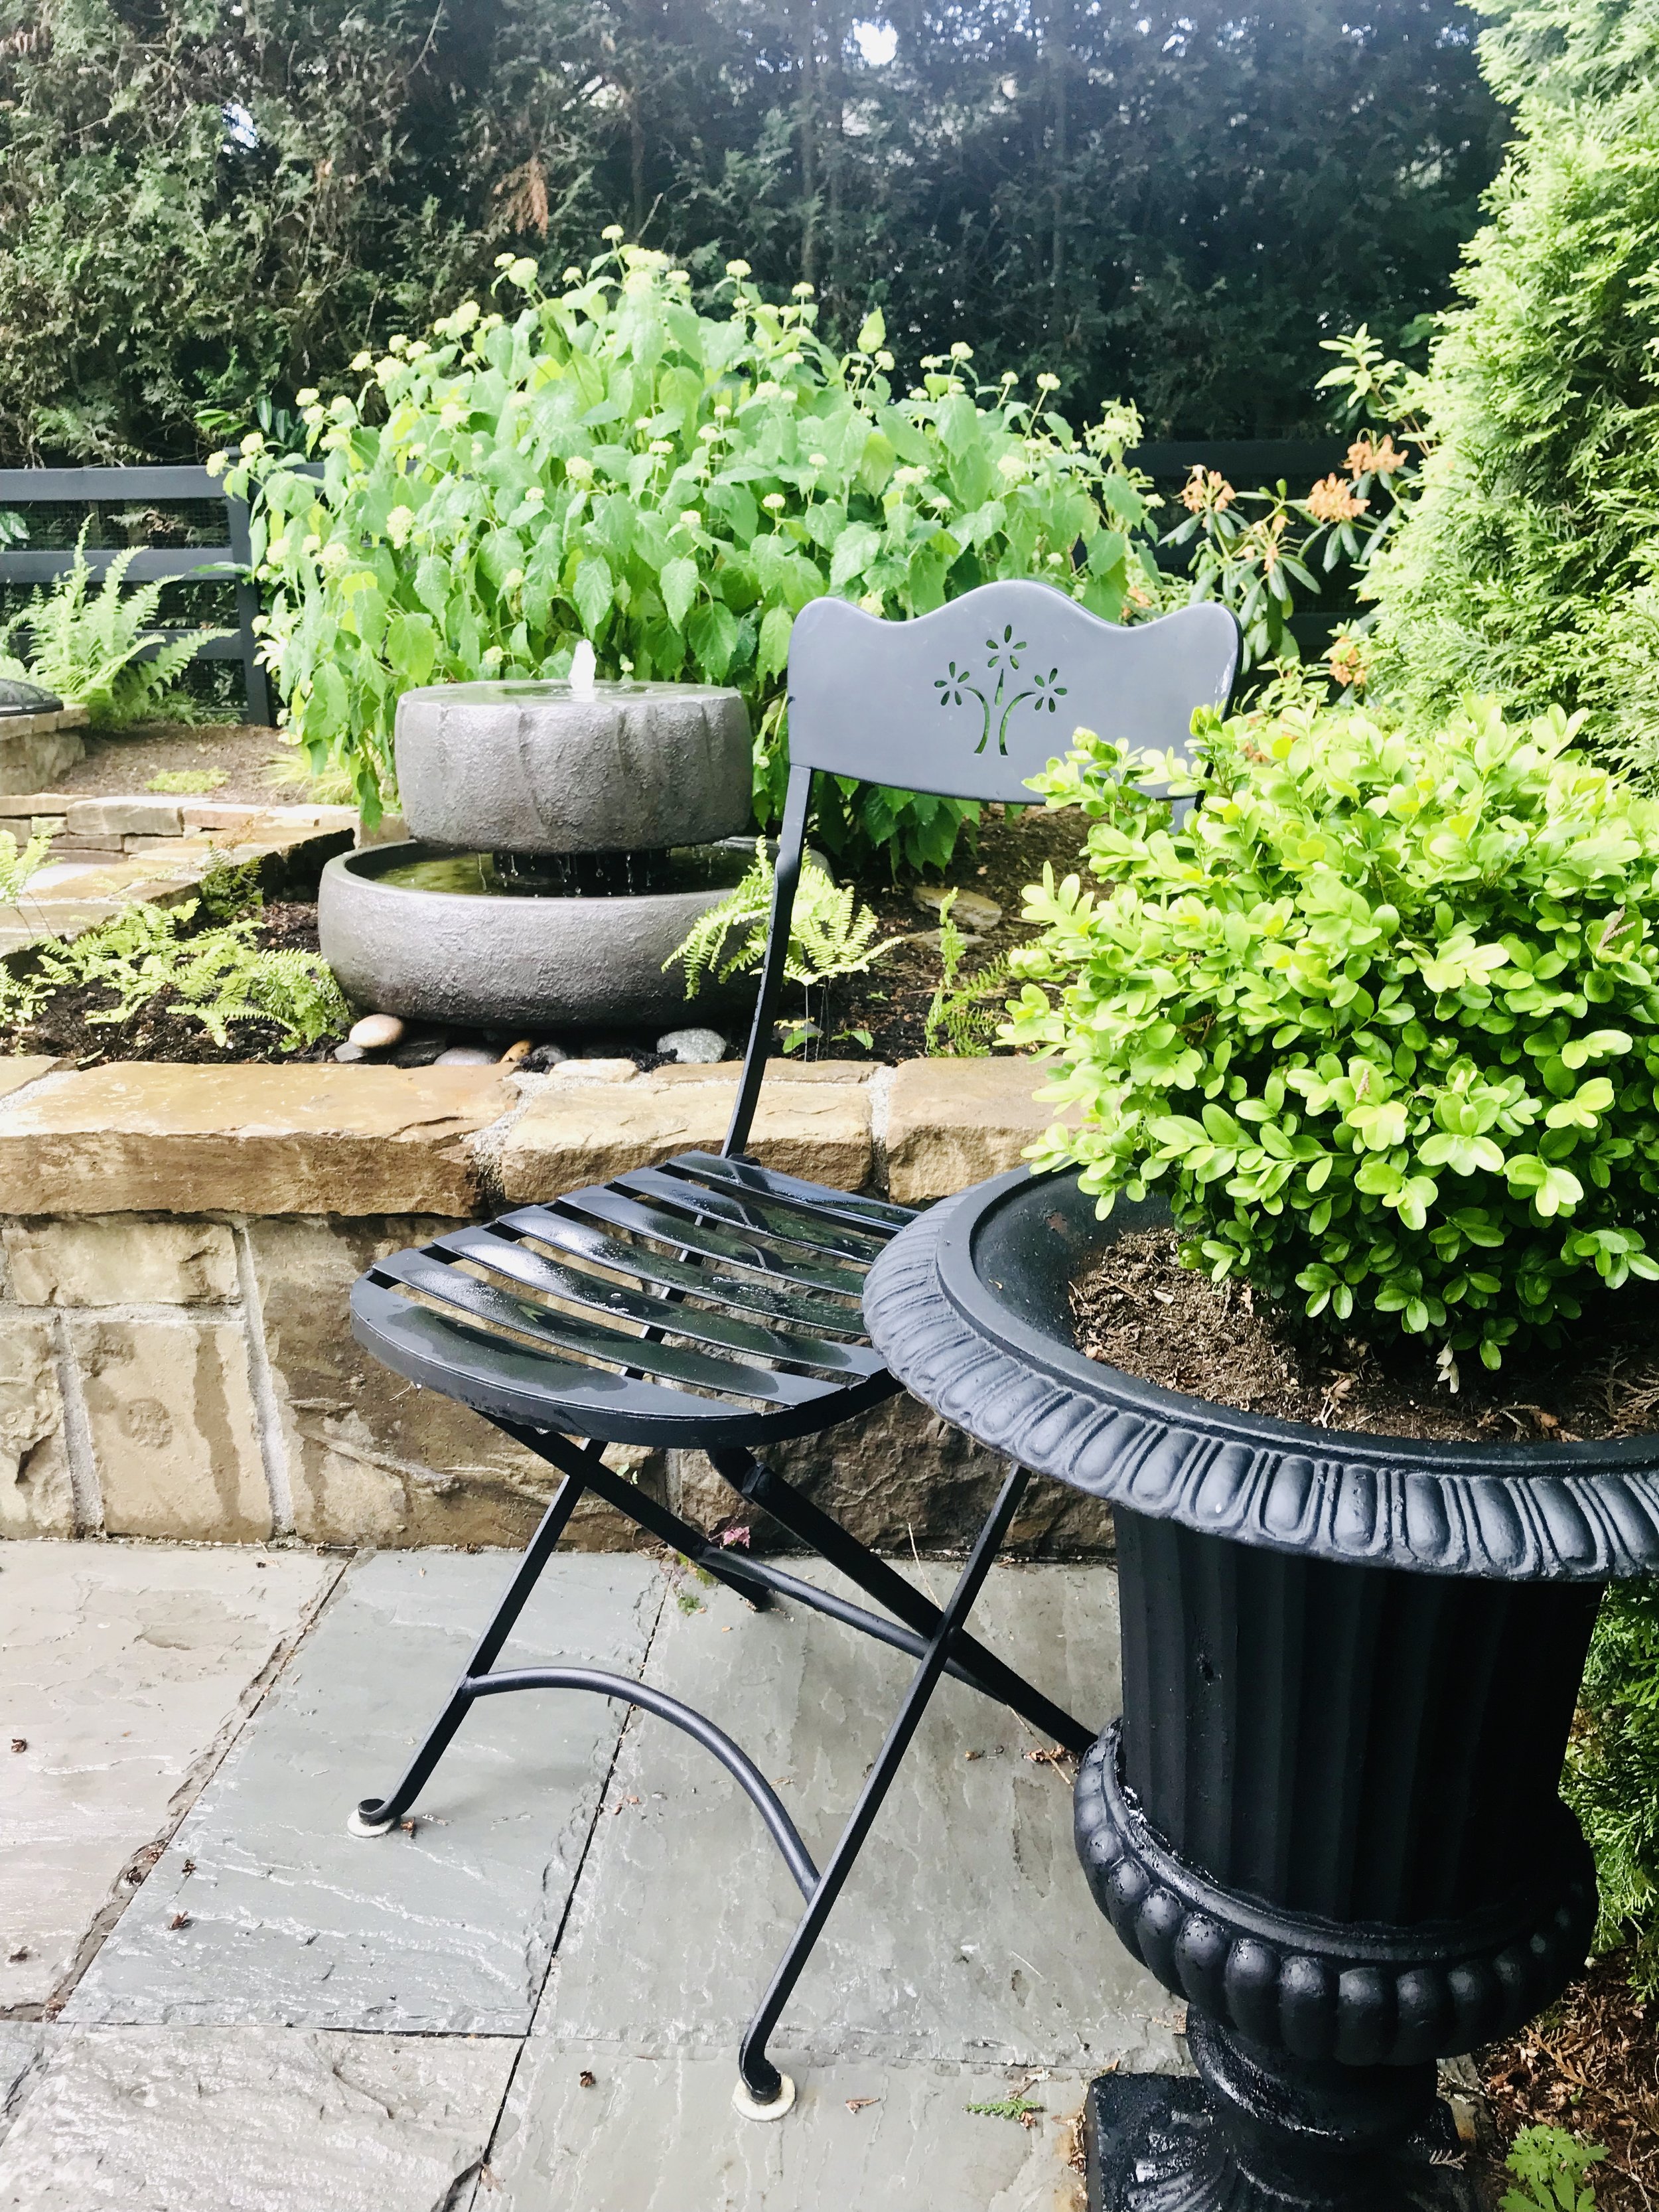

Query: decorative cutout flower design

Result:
[932,633,1068,755]
[985,626,1027,675]
[934,661,978,709]
[1031,666,1068,715]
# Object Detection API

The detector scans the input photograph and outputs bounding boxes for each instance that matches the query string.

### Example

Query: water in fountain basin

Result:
[375,844,754,899]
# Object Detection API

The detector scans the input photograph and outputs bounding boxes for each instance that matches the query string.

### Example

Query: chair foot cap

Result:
[733,2072,796,2122]
[348,1806,396,1838]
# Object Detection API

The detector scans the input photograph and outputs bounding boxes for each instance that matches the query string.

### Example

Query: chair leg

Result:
[502,1423,773,1610]
[348,1452,594,1835]
[734,1465,1033,2114]
[707,1445,1094,1756]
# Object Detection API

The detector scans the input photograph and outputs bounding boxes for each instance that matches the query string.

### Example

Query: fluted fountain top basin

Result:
[394,676,753,855]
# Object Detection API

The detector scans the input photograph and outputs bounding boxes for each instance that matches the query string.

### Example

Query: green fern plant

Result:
[0,826,53,903]
[31,899,348,1049]
[1502,2126,1606,2212]
[670,842,889,999]
[2,528,228,729]
[924,888,1011,1058]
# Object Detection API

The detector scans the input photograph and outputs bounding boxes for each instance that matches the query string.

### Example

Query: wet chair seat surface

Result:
[350,1149,916,1449]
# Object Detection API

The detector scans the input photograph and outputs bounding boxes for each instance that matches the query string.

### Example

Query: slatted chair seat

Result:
[352,1152,909,1443]
[344,579,1240,2120]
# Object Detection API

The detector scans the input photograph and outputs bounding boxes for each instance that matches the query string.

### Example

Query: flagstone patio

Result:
[0,1537,1181,2211]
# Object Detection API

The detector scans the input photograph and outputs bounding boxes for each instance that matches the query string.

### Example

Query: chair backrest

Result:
[722,579,1242,1157]
[786,580,1240,802]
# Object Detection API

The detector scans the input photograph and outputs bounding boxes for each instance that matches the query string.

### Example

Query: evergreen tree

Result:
[1368,0,1659,771]
[0,0,1504,461]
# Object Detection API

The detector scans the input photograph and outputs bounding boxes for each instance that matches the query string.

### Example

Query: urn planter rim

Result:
[863,1165,1659,1580]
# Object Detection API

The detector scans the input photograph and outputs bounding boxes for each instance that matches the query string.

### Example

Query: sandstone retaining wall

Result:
[0,1055,1110,1556]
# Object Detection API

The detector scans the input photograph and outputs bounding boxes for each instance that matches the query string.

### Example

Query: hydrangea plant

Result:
[1009,698,1659,1370]
[222,240,1163,871]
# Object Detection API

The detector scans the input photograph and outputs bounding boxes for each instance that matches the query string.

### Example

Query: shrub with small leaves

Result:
[1011,697,1659,1370]
[1501,2124,1606,2212]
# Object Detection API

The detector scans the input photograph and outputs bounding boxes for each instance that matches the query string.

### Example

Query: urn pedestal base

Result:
[1086,2063,1478,2212]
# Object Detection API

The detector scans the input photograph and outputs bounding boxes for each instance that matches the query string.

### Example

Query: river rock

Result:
[656,1027,727,1065]
[912,885,1003,933]
[433,1047,496,1067]
[348,1013,405,1051]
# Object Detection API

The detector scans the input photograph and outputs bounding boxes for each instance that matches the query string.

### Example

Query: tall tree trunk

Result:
[629,78,646,236]
[1047,0,1069,329]
[793,0,818,287]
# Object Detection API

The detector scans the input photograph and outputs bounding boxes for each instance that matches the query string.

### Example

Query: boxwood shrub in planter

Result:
[1011,694,1659,1375]
[864,696,1659,2205]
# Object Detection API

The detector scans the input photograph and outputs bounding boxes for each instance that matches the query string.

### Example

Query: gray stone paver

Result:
[482,2050,1092,2212]
[0,2027,518,2212]
[64,1551,662,2034]
[0,1540,336,2012]
[0,2025,42,2138]
[11,1544,1160,2211]
[538,1561,1181,2073]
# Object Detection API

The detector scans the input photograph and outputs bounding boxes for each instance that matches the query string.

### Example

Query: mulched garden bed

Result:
[45,722,322,806]
[9,903,342,1067]
[1071,1222,1659,1444]
[2,792,1092,1069]
[1473,1954,1659,2210]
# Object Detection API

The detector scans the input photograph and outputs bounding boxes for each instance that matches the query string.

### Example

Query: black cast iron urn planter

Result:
[863,1167,1659,2212]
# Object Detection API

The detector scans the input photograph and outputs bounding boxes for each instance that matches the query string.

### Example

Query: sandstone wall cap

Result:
[0,1056,58,1104]
[886,1055,1073,1205]
[501,1074,871,1200]
[0,1063,511,1217]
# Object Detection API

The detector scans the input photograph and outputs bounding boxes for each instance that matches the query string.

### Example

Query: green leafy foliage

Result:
[1168,331,1423,677]
[0,0,1500,465]
[17,896,348,1051]
[228,244,1163,871]
[1502,2125,1606,2211]
[1010,698,1659,1370]
[1,533,226,729]
[924,889,1010,1057]
[670,841,888,998]
[0,826,52,903]
[1366,0,1659,773]
[146,769,229,796]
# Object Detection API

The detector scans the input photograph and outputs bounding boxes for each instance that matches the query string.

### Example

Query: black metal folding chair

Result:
[345,577,1240,2116]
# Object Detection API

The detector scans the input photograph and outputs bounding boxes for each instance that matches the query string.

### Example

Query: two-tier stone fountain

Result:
[318,650,757,1033]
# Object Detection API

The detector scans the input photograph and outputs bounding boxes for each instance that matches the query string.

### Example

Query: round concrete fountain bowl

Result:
[317,841,759,1029]
[394,679,753,855]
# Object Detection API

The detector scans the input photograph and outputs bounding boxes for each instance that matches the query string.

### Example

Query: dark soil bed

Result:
[3,796,1090,1069]
[786,799,1090,1062]
[43,723,321,806]
[1473,1954,1659,2209]
[10,902,340,1067]
[1071,1224,1659,1443]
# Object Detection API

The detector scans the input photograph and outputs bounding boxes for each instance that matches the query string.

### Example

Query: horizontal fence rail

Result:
[0,464,272,725]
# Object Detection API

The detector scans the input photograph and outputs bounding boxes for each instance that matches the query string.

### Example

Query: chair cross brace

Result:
[352,1421,1094,2106]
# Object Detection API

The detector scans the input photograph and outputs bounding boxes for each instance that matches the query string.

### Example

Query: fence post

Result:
[223,491,274,726]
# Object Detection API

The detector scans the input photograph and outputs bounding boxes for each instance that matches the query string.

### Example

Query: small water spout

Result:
[569,639,597,697]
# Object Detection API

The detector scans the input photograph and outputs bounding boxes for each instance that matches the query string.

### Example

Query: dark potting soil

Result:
[1071,1226,1659,1445]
